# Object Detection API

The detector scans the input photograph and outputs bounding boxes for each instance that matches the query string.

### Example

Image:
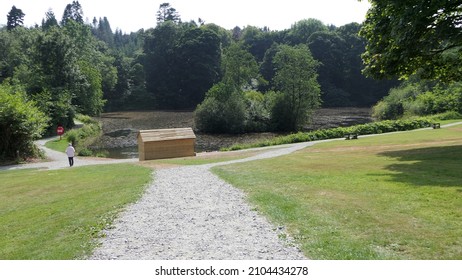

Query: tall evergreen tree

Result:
[95,17,114,47]
[42,9,58,30]
[7,6,25,31]
[61,1,84,26]
[156,3,181,24]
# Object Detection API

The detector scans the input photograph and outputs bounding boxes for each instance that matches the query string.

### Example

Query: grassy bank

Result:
[213,123,462,259]
[45,114,104,157]
[0,164,152,259]
[223,112,462,151]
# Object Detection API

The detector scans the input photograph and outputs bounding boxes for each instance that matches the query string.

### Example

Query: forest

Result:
[2,1,461,160]
[1,2,395,113]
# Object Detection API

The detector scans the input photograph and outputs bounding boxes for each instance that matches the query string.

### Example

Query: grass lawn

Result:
[213,123,462,259]
[45,138,69,153]
[0,164,152,259]
[139,149,276,167]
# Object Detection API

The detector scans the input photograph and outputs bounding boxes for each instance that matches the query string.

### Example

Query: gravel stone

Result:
[90,143,314,260]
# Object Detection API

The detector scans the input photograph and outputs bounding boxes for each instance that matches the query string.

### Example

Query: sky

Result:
[1,0,371,33]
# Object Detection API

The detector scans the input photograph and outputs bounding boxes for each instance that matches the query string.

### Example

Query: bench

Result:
[432,123,441,129]
[345,133,359,140]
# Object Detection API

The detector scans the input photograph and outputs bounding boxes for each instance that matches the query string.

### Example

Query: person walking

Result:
[65,143,75,167]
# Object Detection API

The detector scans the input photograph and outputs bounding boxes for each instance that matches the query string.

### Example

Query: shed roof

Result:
[138,127,196,143]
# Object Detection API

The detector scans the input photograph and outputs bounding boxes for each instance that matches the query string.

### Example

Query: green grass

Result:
[45,138,69,153]
[141,149,271,167]
[213,124,462,259]
[0,164,152,259]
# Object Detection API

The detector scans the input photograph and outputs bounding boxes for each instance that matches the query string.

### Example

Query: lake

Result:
[92,108,372,159]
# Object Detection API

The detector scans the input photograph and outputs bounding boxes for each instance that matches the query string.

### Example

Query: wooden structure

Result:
[137,128,196,161]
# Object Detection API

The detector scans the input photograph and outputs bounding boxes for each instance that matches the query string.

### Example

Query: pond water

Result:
[92,108,372,159]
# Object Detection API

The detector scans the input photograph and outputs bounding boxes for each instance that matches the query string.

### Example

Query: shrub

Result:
[75,114,99,125]
[0,84,48,160]
[373,80,462,120]
[244,91,271,132]
[65,130,78,146]
[223,117,435,151]
[195,83,246,133]
[64,115,102,156]
[78,148,93,157]
[429,111,462,121]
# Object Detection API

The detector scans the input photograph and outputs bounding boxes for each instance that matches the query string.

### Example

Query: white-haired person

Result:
[65,143,75,167]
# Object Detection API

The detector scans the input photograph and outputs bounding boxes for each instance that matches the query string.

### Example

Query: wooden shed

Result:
[137,128,196,161]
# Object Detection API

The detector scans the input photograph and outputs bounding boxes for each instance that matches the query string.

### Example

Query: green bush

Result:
[244,93,271,132]
[0,84,49,160]
[415,83,462,115]
[430,111,462,120]
[78,148,93,157]
[371,83,421,120]
[75,114,99,125]
[195,83,246,133]
[65,130,78,146]
[223,117,435,151]
[64,115,102,156]
[373,80,462,120]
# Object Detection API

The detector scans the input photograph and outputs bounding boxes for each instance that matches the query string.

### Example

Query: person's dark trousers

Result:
[68,157,74,167]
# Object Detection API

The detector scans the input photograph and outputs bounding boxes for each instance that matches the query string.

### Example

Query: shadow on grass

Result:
[378,145,462,188]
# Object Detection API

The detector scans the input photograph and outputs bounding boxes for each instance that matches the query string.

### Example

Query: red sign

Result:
[57,126,64,136]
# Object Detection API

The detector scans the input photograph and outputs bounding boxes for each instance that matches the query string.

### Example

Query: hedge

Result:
[222,117,443,151]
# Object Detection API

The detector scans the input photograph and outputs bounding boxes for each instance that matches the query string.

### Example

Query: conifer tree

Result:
[7,6,25,31]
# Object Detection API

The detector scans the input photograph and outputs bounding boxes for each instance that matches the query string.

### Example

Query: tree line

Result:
[2,2,397,110]
[4,1,432,160]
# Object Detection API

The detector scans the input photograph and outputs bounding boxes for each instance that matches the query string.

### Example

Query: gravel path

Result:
[90,142,314,260]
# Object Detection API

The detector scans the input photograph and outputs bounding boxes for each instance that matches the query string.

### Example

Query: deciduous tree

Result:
[271,44,321,131]
[222,43,261,90]
[360,0,462,82]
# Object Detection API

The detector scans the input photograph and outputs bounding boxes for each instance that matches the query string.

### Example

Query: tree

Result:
[201,23,232,49]
[194,82,246,133]
[156,3,181,24]
[0,27,39,83]
[308,31,349,106]
[285,19,328,45]
[337,23,399,106]
[241,26,275,62]
[174,28,221,108]
[222,43,261,90]
[0,83,48,160]
[271,44,321,131]
[94,17,114,47]
[42,9,59,30]
[360,0,462,82]
[260,43,281,91]
[61,1,84,25]
[143,22,181,108]
[143,22,221,109]
[7,6,25,31]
